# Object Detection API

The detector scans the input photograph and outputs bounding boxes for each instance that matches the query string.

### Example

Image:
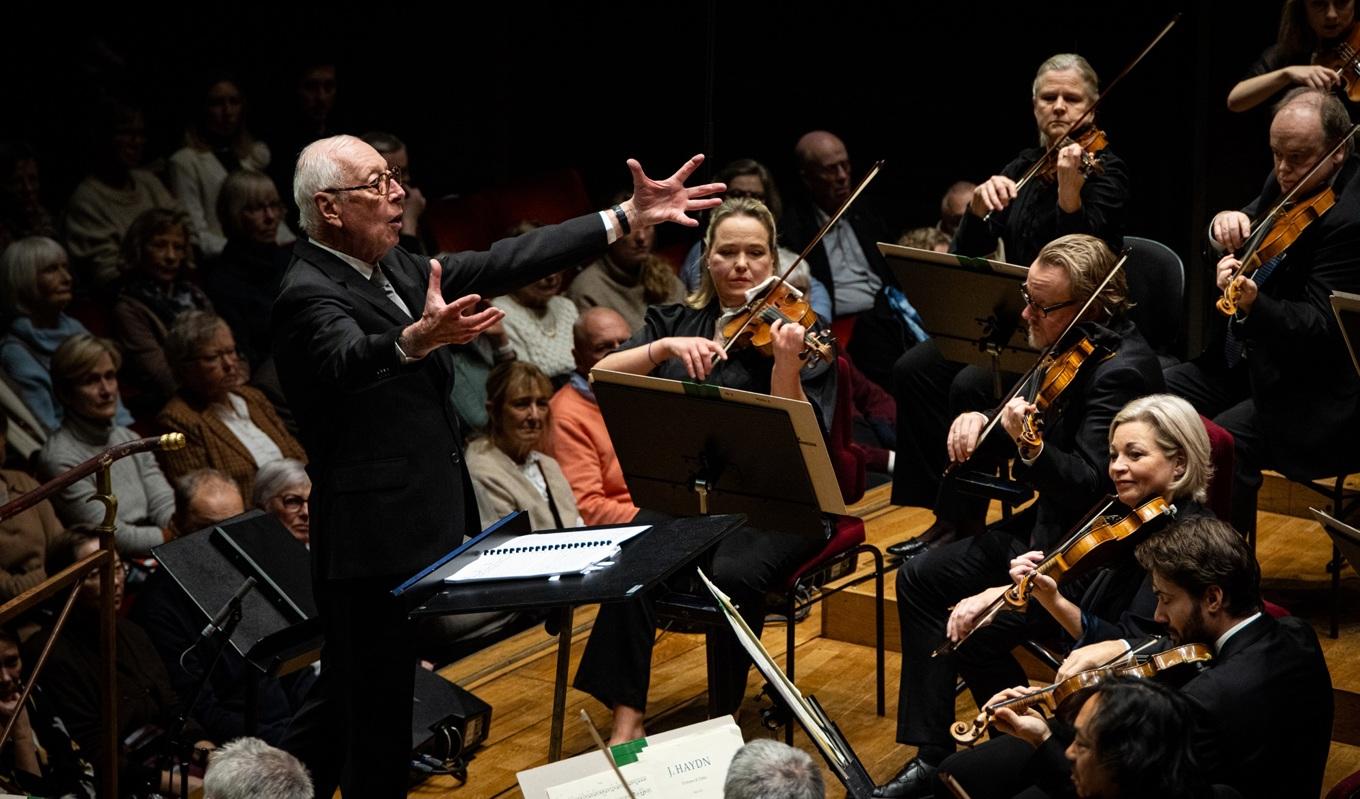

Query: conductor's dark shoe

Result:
[873,757,938,798]
[886,520,956,560]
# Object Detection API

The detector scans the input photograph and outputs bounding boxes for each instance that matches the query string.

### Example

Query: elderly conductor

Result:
[271,134,722,797]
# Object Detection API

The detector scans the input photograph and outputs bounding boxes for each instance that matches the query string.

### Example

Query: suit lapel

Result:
[295,239,411,326]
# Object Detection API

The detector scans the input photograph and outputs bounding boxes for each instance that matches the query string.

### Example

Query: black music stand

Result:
[879,243,1034,392]
[1331,290,1360,379]
[396,513,746,761]
[589,369,846,537]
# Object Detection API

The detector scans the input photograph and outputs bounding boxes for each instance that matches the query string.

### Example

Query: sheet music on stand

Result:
[443,526,650,583]
[697,570,876,798]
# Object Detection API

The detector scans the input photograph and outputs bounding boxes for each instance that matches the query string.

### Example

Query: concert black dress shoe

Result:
[886,520,957,560]
[873,756,938,798]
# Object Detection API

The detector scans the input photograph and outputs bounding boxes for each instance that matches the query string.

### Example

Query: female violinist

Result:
[572,197,833,744]
[1227,0,1353,112]
[1008,394,1214,645]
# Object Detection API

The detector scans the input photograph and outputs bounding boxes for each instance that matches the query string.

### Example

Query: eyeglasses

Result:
[323,166,403,196]
[277,494,308,511]
[1019,284,1078,318]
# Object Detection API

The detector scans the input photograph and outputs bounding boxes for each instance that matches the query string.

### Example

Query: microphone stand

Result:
[164,576,255,798]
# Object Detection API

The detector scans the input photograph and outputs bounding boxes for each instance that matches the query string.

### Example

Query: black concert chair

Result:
[1123,235,1186,368]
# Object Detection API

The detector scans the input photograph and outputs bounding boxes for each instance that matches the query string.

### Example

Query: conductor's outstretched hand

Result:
[621,154,726,229]
[399,260,506,359]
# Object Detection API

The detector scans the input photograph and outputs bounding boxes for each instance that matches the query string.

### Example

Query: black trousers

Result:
[574,520,825,715]
[1164,358,1266,535]
[282,574,415,799]
[890,340,1006,517]
[895,528,1061,751]
[936,733,1072,799]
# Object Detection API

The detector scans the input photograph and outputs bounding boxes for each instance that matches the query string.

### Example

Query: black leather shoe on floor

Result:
[886,520,957,560]
[873,756,938,798]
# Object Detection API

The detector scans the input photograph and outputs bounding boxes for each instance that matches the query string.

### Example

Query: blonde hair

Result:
[1036,234,1131,319]
[687,198,778,310]
[1110,394,1212,504]
[51,334,122,409]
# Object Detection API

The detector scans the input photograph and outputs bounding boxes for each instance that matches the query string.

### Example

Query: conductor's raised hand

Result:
[621,154,726,229]
[399,260,506,358]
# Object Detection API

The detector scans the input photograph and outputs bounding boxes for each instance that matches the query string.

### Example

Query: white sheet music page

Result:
[444,526,650,582]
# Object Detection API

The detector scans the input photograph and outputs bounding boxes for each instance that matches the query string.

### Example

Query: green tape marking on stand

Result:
[609,737,649,766]
[681,381,723,399]
[954,255,993,273]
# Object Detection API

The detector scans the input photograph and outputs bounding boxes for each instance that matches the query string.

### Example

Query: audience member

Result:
[783,130,921,389]
[468,361,583,530]
[723,738,825,799]
[0,626,95,797]
[37,335,174,557]
[568,191,685,331]
[0,236,134,431]
[203,170,293,368]
[203,737,312,799]
[450,307,517,434]
[549,306,636,524]
[938,181,975,237]
[157,311,305,498]
[0,141,57,252]
[0,415,64,604]
[361,131,426,253]
[170,468,245,538]
[493,223,579,381]
[170,76,292,257]
[267,59,341,211]
[897,226,951,252]
[251,458,310,545]
[37,527,214,795]
[111,208,214,409]
[62,102,182,289]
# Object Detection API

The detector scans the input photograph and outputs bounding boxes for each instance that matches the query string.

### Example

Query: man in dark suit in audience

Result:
[271,134,722,798]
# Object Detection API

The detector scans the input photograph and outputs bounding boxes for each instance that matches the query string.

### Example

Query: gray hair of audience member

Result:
[174,468,239,512]
[203,736,313,799]
[360,130,405,155]
[0,236,67,317]
[722,739,824,799]
[1032,53,1100,102]
[217,170,284,241]
[293,134,364,238]
[165,310,230,383]
[252,458,310,508]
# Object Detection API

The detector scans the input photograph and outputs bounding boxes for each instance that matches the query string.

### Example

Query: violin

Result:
[932,495,1174,657]
[1033,125,1110,185]
[1217,187,1336,316]
[717,161,884,366]
[950,641,1213,745]
[1217,122,1359,317]
[1317,23,1360,102]
[1017,335,1108,451]
[721,278,836,365]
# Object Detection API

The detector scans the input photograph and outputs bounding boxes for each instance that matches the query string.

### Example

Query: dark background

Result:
[1,0,1285,354]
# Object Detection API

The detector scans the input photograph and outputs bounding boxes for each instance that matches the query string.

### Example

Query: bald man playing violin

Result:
[1167,86,1360,537]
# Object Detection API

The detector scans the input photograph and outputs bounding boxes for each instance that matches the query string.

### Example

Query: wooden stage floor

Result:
[411,486,1360,798]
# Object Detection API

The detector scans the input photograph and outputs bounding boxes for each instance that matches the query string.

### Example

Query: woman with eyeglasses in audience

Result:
[156,311,305,498]
[252,458,311,546]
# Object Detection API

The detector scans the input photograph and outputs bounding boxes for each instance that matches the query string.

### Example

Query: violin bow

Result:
[1233,122,1360,270]
[946,250,1129,477]
[719,160,884,356]
[986,13,1181,220]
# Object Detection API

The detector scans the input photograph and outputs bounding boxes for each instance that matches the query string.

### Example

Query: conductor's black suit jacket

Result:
[272,216,606,580]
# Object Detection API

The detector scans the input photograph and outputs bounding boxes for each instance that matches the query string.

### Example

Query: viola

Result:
[950,641,1213,745]
[721,278,836,365]
[1034,125,1110,185]
[1317,23,1360,102]
[1017,335,1108,451]
[932,496,1174,657]
[1217,186,1336,316]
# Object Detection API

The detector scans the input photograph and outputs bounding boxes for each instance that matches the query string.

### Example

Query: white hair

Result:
[293,134,363,238]
[0,236,67,317]
[723,739,824,799]
[252,458,310,508]
[203,737,312,799]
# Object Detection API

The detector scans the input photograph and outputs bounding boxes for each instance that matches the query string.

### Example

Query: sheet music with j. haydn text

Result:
[443,526,650,582]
